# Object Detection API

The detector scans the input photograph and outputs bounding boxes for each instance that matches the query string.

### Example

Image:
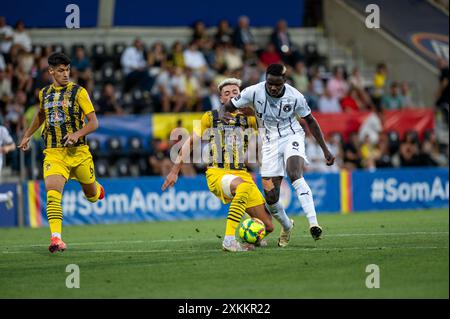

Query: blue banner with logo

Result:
[0,183,18,227]
[352,168,449,211]
[27,171,341,226]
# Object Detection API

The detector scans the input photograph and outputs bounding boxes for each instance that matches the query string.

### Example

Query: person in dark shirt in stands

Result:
[343,132,362,169]
[435,58,449,126]
[96,83,123,115]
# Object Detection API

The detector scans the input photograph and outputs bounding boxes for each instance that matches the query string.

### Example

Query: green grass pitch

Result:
[0,209,448,298]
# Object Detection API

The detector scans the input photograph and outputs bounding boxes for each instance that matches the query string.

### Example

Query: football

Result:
[239,218,266,244]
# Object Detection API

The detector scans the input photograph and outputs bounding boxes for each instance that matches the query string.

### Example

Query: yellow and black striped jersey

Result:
[194,110,258,170]
[39,82,95,149]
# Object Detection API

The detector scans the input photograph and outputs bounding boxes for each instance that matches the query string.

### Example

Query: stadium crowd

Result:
[0,16,448,178]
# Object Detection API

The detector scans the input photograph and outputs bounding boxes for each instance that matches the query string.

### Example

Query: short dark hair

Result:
[266,63,287,77]
[48,52,71,67]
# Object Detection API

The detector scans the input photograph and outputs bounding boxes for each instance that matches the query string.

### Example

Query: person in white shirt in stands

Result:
[12,20,32,53]
[318,88,341,113]
[0,125,15,209]
[120,38,153,93]
[183,40,208,74]
[0,17,14,58]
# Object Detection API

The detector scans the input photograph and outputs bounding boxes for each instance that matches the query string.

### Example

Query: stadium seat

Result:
[112,42,127,68]
[129,136,143,154]
[387,131,400,154]
[87,138,101,157]
[107,137,124,162]
[91,43,109,71]
[100,62,116,84]
[116,158,131,177]
[95,159,110,178]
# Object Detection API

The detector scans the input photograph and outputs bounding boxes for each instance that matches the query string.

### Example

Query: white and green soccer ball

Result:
[239,218,266,244]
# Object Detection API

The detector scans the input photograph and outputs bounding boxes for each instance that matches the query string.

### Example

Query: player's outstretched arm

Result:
[303,114,335,166]
[161,134,197,191]
[18,108,45,151]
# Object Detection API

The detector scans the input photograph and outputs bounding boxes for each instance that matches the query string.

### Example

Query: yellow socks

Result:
[225,182,252,237]
[47,190,63,236]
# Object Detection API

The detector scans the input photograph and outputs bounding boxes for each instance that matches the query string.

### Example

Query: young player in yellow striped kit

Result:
[18,52,105,253]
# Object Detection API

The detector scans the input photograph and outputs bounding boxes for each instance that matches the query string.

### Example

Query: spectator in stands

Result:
[399,131,422,166]
[381,82,403,110]
[4,90,25,141]
[11,20,31,54]
[232,15,255,50]
[326,66,348,100]
[223,43,243,71]
[178,67,201,112]
[214,19,233,46]
[291,61,309,93]
[435,57,449,126]
[183,40,208,75]
[373,132,393,168]
[358,106,383,145]
[259,42,281,68]
[13,54,33,94]
[121,38,153,93]
[146,41,167,71]
[399,81,414,107]
[340,86,364,113]
[96,83,124,115]
[270,19,303,67]
[343,132,362,169]
[372,62,388,105]
[151,62,185,113]
[167,41,185,69]
[191,20,210,50]
[201,80,221,111]
[0,68,12,104]
[348,67,364,91]
[318,88,341,113]
[422,130,447,167]
[309,67,324,95]
[71,46,93,92]
[0,17,14,60]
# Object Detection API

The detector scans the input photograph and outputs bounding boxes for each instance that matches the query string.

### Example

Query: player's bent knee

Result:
[221,175,243,198]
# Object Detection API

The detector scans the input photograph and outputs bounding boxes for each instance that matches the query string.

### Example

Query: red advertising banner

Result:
[311,108,435,141]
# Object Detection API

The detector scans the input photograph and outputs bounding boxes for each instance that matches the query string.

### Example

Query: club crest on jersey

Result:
[283,104,292,113]
[49,108,66,127]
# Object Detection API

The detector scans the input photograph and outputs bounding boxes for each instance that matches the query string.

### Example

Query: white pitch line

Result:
[0,231,447,249]
[1,246,448,254]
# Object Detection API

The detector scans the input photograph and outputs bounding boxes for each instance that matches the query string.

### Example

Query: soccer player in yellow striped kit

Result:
[162,78,274,252]
[18,52,105,253]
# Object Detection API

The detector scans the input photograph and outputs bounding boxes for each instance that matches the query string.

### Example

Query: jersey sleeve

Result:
[294,92,311,118]
[230,86,254,109]
[193,112,211,137]
[77,87,95,115]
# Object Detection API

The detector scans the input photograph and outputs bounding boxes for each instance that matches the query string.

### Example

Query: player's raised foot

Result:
[48,237,67,253]
[98,184,105,200]
[255,238,268,247]
[278,219,294,247]
[222,239,255,252]
[310,224,323,241]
